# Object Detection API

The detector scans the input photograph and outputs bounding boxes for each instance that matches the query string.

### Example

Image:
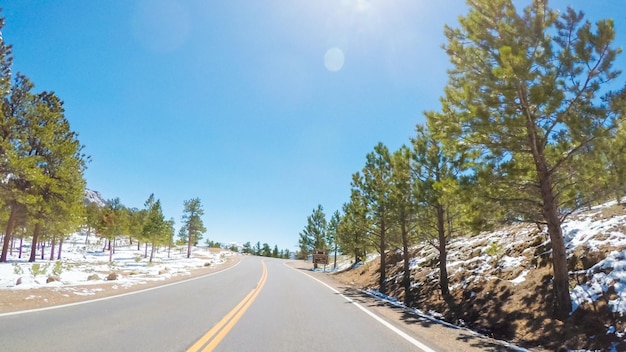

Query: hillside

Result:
[333,201,626,351]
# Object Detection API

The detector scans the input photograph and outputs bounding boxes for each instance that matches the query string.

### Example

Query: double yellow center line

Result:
[187,261,268,352]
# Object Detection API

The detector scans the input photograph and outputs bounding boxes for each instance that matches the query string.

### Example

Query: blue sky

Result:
[2,1,624,251]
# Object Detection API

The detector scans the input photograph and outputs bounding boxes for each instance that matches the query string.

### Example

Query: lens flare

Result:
[324,48,345,72]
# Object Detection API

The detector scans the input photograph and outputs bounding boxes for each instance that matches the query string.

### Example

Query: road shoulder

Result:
[286,260,540,352]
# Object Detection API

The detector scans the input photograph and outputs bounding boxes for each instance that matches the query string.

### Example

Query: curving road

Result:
[0,256,522,352]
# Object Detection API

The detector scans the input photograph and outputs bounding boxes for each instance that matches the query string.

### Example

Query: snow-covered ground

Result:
[0,231,233,293]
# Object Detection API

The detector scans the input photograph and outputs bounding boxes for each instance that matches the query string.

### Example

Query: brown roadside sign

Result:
[312,249,329,265]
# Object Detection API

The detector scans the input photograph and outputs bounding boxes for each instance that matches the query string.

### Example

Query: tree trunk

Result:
[50,234,56,261]
[137,241,141,251]
[19,237,23,259]
[108,239,113,263]
[0,204,18,262]
[401,221,411,305]
[333,244,338,270]
[187,228,192,258]
[437,204,450,297]
[57,236,64,260]
[379,219,387,295]
[527,115,572,320]
[144,243,148,258]
[540,173,572,320]
[149,240,156,263]
[40,241,45,260]
[29,223,41,262]
[85,228,90,245]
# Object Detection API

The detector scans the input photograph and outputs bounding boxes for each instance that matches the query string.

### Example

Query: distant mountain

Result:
[84,189,106,207]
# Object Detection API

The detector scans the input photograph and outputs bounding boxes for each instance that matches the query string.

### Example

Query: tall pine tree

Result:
[438,0,625,319]
[180,198,206,258]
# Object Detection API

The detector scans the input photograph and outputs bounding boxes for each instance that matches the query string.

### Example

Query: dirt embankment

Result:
[330,205,626,351]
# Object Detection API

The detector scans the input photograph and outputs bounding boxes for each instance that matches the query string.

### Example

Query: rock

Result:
[204,262,211,267]
[16,277,22,286]
[87,274,100,281]
[158,269,169,275]
[47,276,61,283]
[106,272,118,281]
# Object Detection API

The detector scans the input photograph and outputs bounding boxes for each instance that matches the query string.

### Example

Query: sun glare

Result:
[324,47,345,72]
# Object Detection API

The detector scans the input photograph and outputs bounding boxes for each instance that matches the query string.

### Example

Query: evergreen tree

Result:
[180,198,206,258]
[0,20,87,262]
[1,75,40,262]
[142,194,167,263]
[412,123,466,300]
[165,218,175,258]
[298,204,327,265]
[261,243,271,257]
[25,90,86,262]
[390,145,418,304]
[242,241,252,254]
[84,202,102,245]
[326,210,341,270]
[99,198,127,263]
[336,183,370,265]
[360,143,394,294]
[438,0,625,318]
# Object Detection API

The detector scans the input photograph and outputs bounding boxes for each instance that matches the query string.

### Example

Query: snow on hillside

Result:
[0,232,234,292]
[331,199,626,350]
[409,201,626,315]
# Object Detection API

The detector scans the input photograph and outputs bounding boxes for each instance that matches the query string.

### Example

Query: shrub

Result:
[29,263,49,277]
[12,262,23,275]
[52,261,63,276]
[485,241,504,268]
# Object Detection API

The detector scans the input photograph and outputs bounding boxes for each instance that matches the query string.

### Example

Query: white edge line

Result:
[287,262,437,352]
[0,260,242,318]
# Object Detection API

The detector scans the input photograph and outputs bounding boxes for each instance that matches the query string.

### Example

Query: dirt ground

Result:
[0,255,240,314]
[329,217,626,352]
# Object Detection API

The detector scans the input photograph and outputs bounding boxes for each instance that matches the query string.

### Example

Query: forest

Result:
[297,0,626,321]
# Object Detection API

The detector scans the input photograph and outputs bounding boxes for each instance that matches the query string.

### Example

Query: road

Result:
[0,256,523,351]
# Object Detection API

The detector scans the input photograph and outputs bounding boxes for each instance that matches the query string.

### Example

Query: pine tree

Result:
[411,123,466,300]
[142,194,167,263]
[261,243,271,257]
[390,145,417,304]
[438,0,625,319]
[1,75,40,262]
[84,202,102,245]
[360,143,394,294]
[0,17,86,262]
[326,210,341,270]
[180,198,206,258]
[242,241,252,254]
[298,204,327,266]
[99,198,127,263]
[24,90,86,262]
[336,182,370,265]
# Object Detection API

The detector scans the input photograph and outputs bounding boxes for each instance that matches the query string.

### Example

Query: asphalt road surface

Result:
[0,256,525,352]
